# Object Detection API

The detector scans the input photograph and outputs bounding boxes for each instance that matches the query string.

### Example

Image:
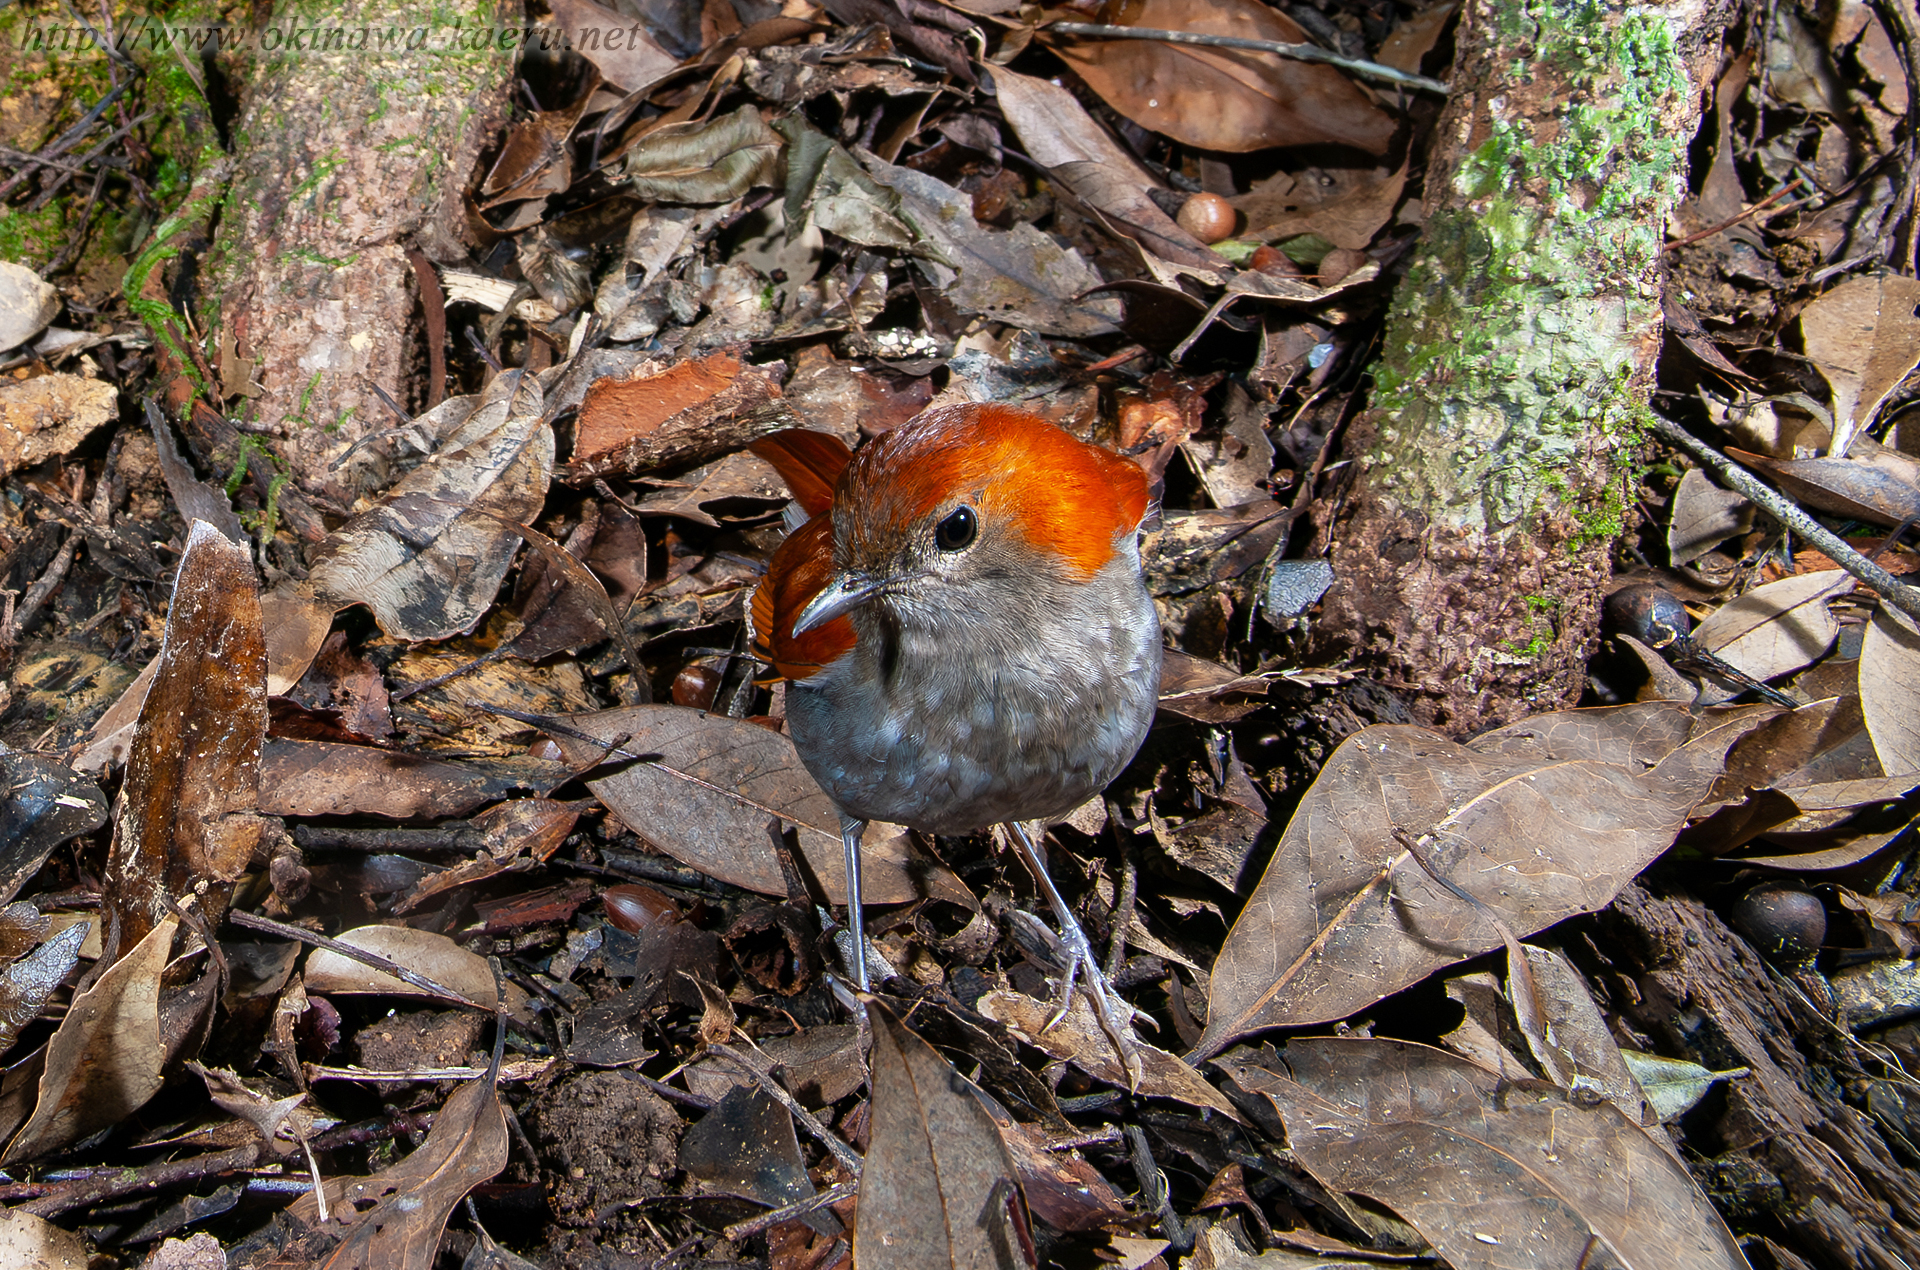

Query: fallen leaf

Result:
[1860,607,1920,775]
[104,521,266,958]
[286,1072,507,1270]
[1217,1040,1747,1270]
[1667,468,1754,566]
[1693,569,1852,683]
[259,739,563,820]
[0,1205,87,1267]
[542,0,678,92]
[541,704,970,906]
[1620,1051,1749,1123]
[305,925,516,1008]
[0,752,107,907]
[1047,0,1394,155]
[978,988,1241,1120]
[861,152,1124,339]
[621,104,783,203]
[0,373,117,479]
[309,370,554,642]
[859,1001,1032,1268]
[1797,271,1920,455]
[1198,703,1768,1054]
[4,915,175,1164]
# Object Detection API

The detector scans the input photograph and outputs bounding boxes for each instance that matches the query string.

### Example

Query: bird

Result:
[750,403,1163,1056]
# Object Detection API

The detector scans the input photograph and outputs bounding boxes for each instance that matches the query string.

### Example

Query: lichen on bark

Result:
[1316,0,1733,731]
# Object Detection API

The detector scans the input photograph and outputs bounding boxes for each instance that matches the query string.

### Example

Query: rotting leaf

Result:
[1046,0,1394,155]
[1198,702,1770,1055]
[309,370,554,642]
[859,1000,1033,1269]
[103,520,266,959]
[860,152,1124,339]
[977,988,1240,1120]
[1797,271,1920,456]
[3,914,175,1164]
[0,921,86,1057]
[1217,1040,1747,1270]
[0,751,106,906]
[538,704,970,907]
[1860,607,1920,775]
[1727,444,1920,527]
[568,350,798,480]
[285,1072,507,1270]
[259,739,565,820]
[681,1085,836,1233]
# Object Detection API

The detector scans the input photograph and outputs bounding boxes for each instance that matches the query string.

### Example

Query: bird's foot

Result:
[1009,908,1149,1091]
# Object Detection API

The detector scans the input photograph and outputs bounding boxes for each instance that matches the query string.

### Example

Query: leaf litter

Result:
[3,0,1920,1266]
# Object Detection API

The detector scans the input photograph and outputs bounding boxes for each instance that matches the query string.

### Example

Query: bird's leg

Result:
[839,815,870,991]
[1005,821,1144,1086]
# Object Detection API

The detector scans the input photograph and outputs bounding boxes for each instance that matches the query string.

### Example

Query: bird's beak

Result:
[791,571,892,635]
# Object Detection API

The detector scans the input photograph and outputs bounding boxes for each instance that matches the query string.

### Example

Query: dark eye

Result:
[935,506,977,551]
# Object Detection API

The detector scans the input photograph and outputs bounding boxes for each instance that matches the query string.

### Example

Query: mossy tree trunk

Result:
[1314,0,1738,733]
[200,0,516,514]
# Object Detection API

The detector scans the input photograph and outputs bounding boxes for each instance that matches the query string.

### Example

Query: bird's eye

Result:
[935,506,977,551]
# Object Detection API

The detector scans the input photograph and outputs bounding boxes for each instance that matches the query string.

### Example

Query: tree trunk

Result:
[1314,0,1738,733]
[203,0,516,512]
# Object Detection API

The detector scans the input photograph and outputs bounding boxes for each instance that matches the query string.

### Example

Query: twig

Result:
[708,1042,864,1176]
[1662,178,1806,252]
[1044,22,1449,95]
[723,1180,857,1241]
[18,1144,261,1218]
[226,910,486,1010]
[11,531,78,639]
[1645,412,1920,622]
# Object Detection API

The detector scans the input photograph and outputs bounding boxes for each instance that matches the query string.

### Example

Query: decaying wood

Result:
[1598,882,1920,1268]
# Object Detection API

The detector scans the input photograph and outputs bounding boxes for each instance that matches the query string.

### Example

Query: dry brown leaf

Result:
[541,705,969,907]
[304,925,514,1008]
[621,104,783,203]
[1861,606,1920,775]
[541,0,678,92]
[1198,703,1768,1055]
[1216,1040,1746,1270]
[566,353,797,481]
[977,988,1240,1120]
[987,65,1220,269]
[1233,167,1406,249]
[286,1072,507,1270]
[859,1001,1032,1269]
[0,1205,88,1267]
[104,521,266,958]
[1048,0,1393,155]
[1693,569,1852,683]
[259,739,559,820]
[1667,468,1754,566]
[1726,444,1920,528]
[309,370,553,642]
[3,915,175,1164]
[1797,272,1920,456]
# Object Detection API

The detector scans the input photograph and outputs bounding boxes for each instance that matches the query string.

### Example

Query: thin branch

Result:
[1646,411,1920,622]
[1044,22,1449,95]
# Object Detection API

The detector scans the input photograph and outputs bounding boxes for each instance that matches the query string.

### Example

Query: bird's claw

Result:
[1037,916,1149,1092]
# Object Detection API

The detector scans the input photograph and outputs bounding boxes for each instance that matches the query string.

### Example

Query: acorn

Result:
[1177,192,1237,243]
[1730,883,1826,964]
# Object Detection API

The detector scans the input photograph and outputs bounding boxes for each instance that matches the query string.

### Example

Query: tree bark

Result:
[204,0,516,512]
[1315,0,1739,733]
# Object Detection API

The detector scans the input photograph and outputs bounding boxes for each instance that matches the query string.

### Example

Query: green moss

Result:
[1369,0,1685,539]
[0,206,66,267]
